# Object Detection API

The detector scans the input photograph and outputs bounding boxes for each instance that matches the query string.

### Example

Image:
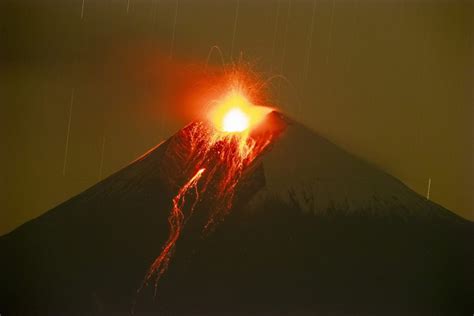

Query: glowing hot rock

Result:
[222,108,249,132]
[210,90,271,133]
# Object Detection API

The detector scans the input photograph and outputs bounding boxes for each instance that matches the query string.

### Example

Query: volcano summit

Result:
[1,111,472,315]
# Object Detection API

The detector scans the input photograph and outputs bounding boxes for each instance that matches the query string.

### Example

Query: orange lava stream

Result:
[142,168,205,292]
[141,77,280,295]
[142,121,275,294]
[203,128,272,230]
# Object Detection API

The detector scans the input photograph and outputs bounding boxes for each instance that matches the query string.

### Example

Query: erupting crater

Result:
[141,83,285,296]
[209,89,272,134]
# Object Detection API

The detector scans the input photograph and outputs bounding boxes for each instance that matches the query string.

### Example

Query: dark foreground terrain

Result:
[1,113,472,315]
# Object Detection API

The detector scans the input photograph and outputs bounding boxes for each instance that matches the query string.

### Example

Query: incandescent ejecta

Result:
[141,87,283,292]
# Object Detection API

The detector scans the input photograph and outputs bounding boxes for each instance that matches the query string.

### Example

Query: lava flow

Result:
[143,168,205,291]
[141,82,285,294]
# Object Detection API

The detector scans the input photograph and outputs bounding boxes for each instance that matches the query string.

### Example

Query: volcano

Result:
[1,111,472,315]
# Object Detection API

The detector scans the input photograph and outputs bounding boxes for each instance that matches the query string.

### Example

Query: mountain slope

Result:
[1,112,472,315]
[257,116,463,219]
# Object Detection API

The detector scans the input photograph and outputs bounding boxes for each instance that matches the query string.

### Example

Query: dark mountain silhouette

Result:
[1,112,472,316]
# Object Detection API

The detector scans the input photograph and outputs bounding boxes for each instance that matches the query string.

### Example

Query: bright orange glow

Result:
[209,89,271,133]
[140,69,284,299]
[222,108,249,132]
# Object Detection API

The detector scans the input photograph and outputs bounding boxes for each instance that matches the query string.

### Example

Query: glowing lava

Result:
[209,89,271,133]
[141,83,283,297]
[143,168,205,292]
[222,108,249,132]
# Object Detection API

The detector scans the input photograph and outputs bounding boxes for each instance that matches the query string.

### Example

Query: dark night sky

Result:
[1,0,473,235]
